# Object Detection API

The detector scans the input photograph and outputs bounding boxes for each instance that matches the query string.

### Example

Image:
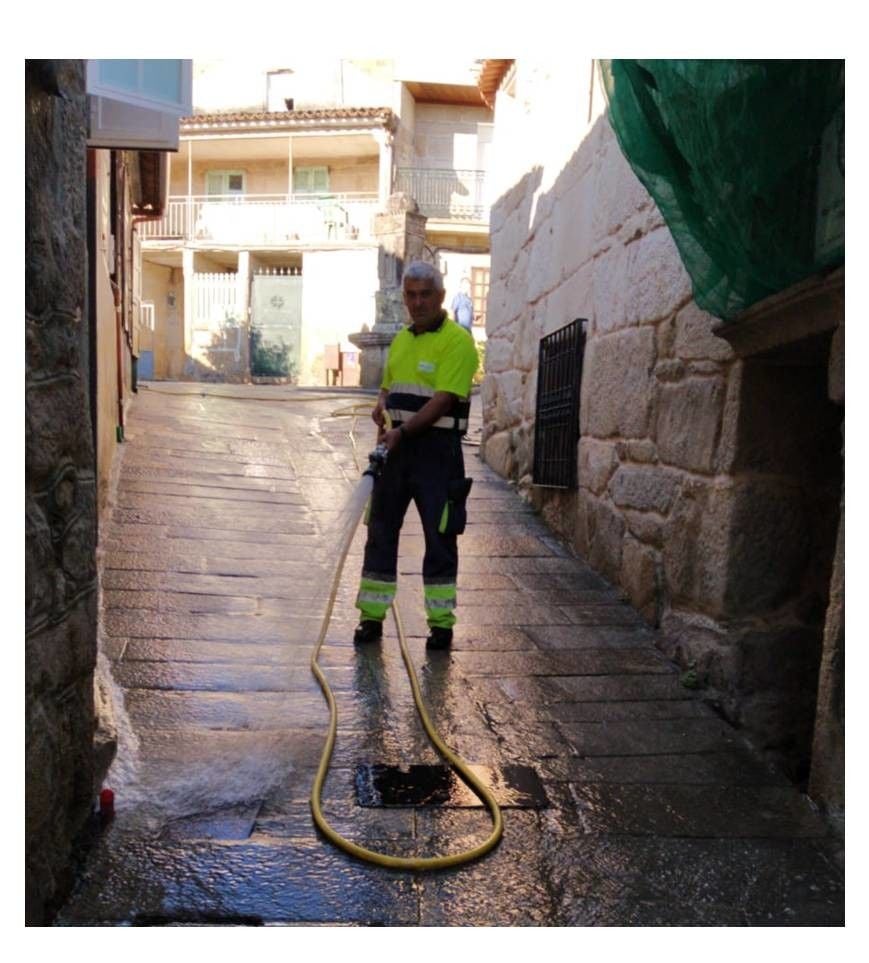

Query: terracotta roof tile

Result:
[182,106,395,128]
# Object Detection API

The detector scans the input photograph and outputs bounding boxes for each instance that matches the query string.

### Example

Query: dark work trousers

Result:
[357,428,466,629]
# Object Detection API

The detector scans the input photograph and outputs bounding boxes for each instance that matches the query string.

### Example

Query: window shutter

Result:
[294,166,330,194]
[313,167,330,193]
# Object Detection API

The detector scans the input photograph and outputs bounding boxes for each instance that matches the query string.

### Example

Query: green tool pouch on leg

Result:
[438,478,473,536]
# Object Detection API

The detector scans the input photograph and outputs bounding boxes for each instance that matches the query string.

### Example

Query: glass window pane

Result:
[313,167,330,192]
[142,60,182,102]
[99,60,140,91]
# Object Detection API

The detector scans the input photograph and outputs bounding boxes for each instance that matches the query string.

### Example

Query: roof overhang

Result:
[404,81,487,107]
[476,60,514,108]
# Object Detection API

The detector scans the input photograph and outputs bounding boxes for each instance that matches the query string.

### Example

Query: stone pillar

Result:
[25,59,97,924]
[376,128,394,209]
[808,321,844,823]
[348,193,428,388]
[182,246,195,356]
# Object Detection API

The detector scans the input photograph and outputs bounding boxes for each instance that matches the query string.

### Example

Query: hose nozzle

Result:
[363,442,389,479]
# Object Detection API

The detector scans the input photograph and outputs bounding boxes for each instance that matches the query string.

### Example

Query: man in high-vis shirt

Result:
[354,260,479,650]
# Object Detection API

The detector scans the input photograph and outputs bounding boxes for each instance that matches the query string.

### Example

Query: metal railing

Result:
[138,193,379,244]
[394,168,488,220]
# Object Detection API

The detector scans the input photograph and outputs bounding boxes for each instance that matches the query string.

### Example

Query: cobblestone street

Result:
[58,383,845,925]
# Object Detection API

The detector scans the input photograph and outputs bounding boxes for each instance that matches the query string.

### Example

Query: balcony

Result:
[138,193,380,246]
[394,169,488,221]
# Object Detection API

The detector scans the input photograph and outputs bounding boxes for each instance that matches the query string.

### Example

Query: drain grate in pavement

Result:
[355,763,548,809]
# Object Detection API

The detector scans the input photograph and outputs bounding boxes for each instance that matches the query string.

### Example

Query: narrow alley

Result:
[57,383,844,926]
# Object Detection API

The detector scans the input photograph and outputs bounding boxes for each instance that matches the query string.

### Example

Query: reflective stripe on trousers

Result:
[355,575,397,622]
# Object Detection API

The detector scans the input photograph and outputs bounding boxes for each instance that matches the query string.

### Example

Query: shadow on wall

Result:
[182,319,251,384]
[172,320,299,384]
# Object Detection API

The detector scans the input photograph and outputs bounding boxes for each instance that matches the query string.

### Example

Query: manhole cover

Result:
[354,763,548,809]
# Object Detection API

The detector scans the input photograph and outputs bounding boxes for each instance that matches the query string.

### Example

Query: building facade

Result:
[138,60,494,388]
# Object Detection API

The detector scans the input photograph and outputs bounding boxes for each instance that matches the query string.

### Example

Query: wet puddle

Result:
[354,763,549,809]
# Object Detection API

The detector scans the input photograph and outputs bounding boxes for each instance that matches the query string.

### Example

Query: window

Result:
[86,60,192,151]
[532,319,587,489]
[471,267,490,326]
[293,166,330,194]
[206,171,246,196]
[140,302,155,331]
[88,60,192,113]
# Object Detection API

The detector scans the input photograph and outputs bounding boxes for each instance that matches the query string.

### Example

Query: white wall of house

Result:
[299,247,379,384]
[394,83,417,169]
[412,103,494,170]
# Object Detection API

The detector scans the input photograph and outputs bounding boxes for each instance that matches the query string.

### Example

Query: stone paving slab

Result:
[117,637,351,666]
[61,385,844,926]
[452,650,674,682]
[103,530,322,554]
[537,751,790,786]
[118,484,306,505]
[547,673,703,702]
[119,465,300,491]
[523,623,658,649]
[102,552,329,579]
[570,783,832,841]
[495,698,710,724]
[103,610,335,642]
[556,717,745,755]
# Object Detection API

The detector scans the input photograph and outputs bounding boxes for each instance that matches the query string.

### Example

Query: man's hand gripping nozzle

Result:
[363,442,389,479]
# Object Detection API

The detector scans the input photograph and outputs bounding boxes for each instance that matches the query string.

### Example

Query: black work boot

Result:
[353,619,383,645]
[425,626,453,650]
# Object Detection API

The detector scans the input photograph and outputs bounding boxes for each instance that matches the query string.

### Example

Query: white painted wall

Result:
[299,248,379,384]
[413,103,494,171]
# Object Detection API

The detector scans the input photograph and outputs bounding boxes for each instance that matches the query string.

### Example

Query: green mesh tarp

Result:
[599,60,844,320]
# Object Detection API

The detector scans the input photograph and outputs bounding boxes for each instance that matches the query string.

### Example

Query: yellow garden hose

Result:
[308,406,503,869]
[138,384,502,867]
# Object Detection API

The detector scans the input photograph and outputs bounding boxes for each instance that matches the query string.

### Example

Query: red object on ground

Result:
[99,788,115,815]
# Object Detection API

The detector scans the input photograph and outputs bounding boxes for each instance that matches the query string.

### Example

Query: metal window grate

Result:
[532,319,586,489]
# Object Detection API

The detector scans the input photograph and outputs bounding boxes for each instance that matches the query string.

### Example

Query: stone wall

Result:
[25,60,98,923]
[482,66,843,781]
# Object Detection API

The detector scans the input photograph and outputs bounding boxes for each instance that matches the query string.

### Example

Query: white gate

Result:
[190,272,244,365]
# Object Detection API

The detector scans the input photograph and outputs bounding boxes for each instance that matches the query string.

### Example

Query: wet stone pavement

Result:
[58,383,845,926]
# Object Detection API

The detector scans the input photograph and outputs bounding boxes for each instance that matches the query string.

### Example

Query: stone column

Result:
[376,128,394,209]
[348,193,428,388]
[25,59,97,924]
[182,246,195,356]
[808,321,844,824]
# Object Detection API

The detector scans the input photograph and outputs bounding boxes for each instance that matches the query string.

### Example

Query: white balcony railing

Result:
[138,193,380,245]
[394,169,488,221]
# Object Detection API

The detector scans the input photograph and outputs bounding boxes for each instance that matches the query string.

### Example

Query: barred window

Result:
[532,319,586,489]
